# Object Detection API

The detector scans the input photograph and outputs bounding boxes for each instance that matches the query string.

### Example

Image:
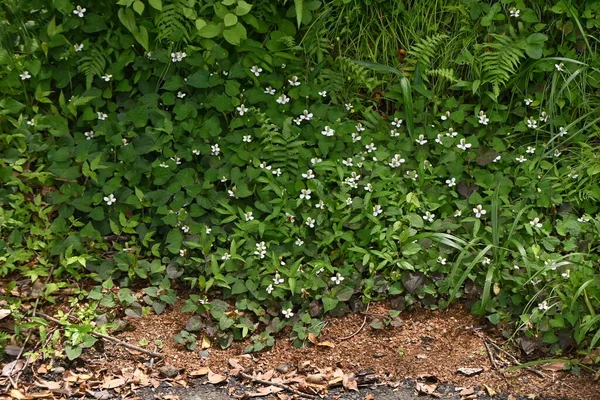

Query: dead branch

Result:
[237,371,318,399]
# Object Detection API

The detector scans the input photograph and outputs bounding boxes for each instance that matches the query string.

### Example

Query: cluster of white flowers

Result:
[211,144,220,156]
[171,51,187,62]
[255,241,267,259]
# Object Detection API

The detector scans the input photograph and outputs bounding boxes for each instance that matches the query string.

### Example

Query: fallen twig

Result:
[482,336,509,386]
[237,371,318,399]
[37,312,163,359]
[484,338,546,378]
[340,303,370,341]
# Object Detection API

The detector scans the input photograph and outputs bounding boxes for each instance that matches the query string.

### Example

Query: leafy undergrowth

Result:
[1,0,600,371]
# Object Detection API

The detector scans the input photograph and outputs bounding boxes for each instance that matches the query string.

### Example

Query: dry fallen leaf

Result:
[37,364,48,374]
[328,376,343,387]
[415,382,437,394]
[457,367,483,376]
[201,336,211,349]
[317,341,335,348]
[305,373,327,385]
[342,374,358,392]
[36,380,62,390]
[0,309,11,320]
[459,387,476,396]
[540,362,566,372]
[364,394,375,400]
[307,332,317,345]
[189,367,209,377]
[10,389,32,400]
[2,359,25,377]
[228,358,244,371]
[102,378,126,389]
[247,385,283,397]
[207,369,227,384]
[484,384,496,396]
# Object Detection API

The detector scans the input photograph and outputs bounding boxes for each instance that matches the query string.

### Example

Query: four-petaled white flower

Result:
[311,157,322,165]
[555,62,565,72]
[101,74,112,82]
[530,217,542,228]
[562,270,570,279]
[302,169,315,179]
[315,200,325,209]
[365,142,377,153]
[237,104,249,115]
[440,111,450,121]
[255,241,267,259]
[300,110,313,121]
[97,111,108,120]
[392,118,403,127]
[276,94,290,104]
[538,300,550,311]
[181,225,190,233]
[437,256,447,265]
[352,132,362,142]
[320,126,335,137]
[478,111,489,125]
[74,43,84,52]
[211,144,220,155]
[228,189,235,197]
[345,103,353,111]
[364,183,373,192]
[516,155,527,163]
[493,155,501,163]
[342,158,353,167]
[73,5,86,17]
[355,123,365,132]
[221,253,231,260]
[300,188,312,200]
[331,273,345,285]
[473,204,486,218]
[264,86,276,95]
[250,65,262,76]
[245,211,254,221]
[524,98,533,106]
[171,51,187,62]
[295,238,304,246]
[104,194,116,205]
[273,272,284,284]
[177,91,186,98]
[243,135,252,143]
[456,138,472,150]
[446,128,458,137]
[539,111,549,123]
[318,90,327,97]
[192,149,200,155]
[282,308,294,319]
[390,129,400,138]
[288,76,301,86]
[554,149,562,157]
[435,134,443,144]
[272,168,282,176]
[373,205,383,216]
[509,8,520,17]
[446,177,456,187]
[558,126,567,137]
[305,217,315,228]
[415,134,428,145]
[20,71,31,80]
[123,138,130,146]
[266,284,274,294]
[423,211,435,223]
[388,154,405,168]
[84,131,94,140]
[454,209,462,217]
[481,257,491,265]
[578,216,590,223]
[526,146,536,154]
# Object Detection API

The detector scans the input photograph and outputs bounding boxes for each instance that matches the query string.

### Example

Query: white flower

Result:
[478,111,489,125]
[74,43,84,52]
[272,168,282,176]
[237,104,249,115]
[554,149,562,157]
[181,225,190,233]
[104,194,116,205]
[243,135,252,143]
[456,138,472,150]
[276,94,290,104]
[73,5,86,17]
[259,162,271,170]
[211,144,220,155]
[345,197,353,205]
[171,51,187,62]
[26,118,35,126]
[84,131,94,140]
[221,253,231,260]
[538,300,550,311]
[516,155,527,163]
[454,209,462,217]
[300,188,312,200]
[318,90,327,97]
[364,183,373,192]
[578,216,590,223]
[273,272,284,284]
[365,142,377,153]
[315,200,325,209]
[266,284,274,294]
[321,126,335,136]
[434,134,443,144]
[264,86,276,95]
[302,169,315,179]
[493,155,501,163]
[437,257,447,265]
[288,76,301,86]
[205,227,212,235]
[445,177,456,187]
[509,8,520,17]
[97,112,107,120]
[245,211,254,221]
[311,157,322,165]
[473,204,486,218]
[390,129,400,138]
[352,132,362,142]
[192,149,200,155]
[342,158,353,167]
[524,98,533,106]
[282,308,294,319]
[526,146,536,154]
[255,241,267,259]
[305,217,315,228]
[345,103,353,111]
[561,270,570,279]
[481,257,491,266]
[101,74,112,82]
[440,111,450,121]
[555,62,565,72]
[513,264,520,270]
[293,117,303,125]
[407,170,419,181]
[415,134,428,145]
[222,71,229,76]
[20,71,31,80]
[529,217,542,228]
[391,118,403,127]
[159,162,169,168]
[423,211,435,223]
[355,123,365,132]
[331,273,345,285]
[177,91,186,98]
[295,238,304,246]
[228,189,235,197]
[300,110,313,121]
[539,111,549,123]
[180,249,187,257]
[250,65,262,76]
[170,155,180,164]
[146,52,153,58]
[373,205,383,216]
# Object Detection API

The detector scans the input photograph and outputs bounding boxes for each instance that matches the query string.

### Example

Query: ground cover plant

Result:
[1,0,600,372]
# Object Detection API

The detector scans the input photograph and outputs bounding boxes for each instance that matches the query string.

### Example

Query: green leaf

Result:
[148,0,162,11]
[223,23,247,45]
[323,297,338,312]
[525,33,548,59]
[187,70,210,88]
[133,0,145,15]
[223,13,238,27]
[118,7,138,34]
[199,23,222,39]
[234,1,252,16]
[65,344,82,360]
[294,0,303,28]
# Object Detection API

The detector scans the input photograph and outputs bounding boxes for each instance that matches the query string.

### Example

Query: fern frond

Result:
[407,34,449,69]
[426,68,458,83]
[155,0,191,43]
[259,117,305,171]
[477,34,526,93]
[77,48,107,89]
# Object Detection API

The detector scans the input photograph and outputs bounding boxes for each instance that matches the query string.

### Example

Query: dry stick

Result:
[482,337,509,387]
[237,371,318,400]
[484,338,546,378]
[340,303,370,341]
[37,312,163,359]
